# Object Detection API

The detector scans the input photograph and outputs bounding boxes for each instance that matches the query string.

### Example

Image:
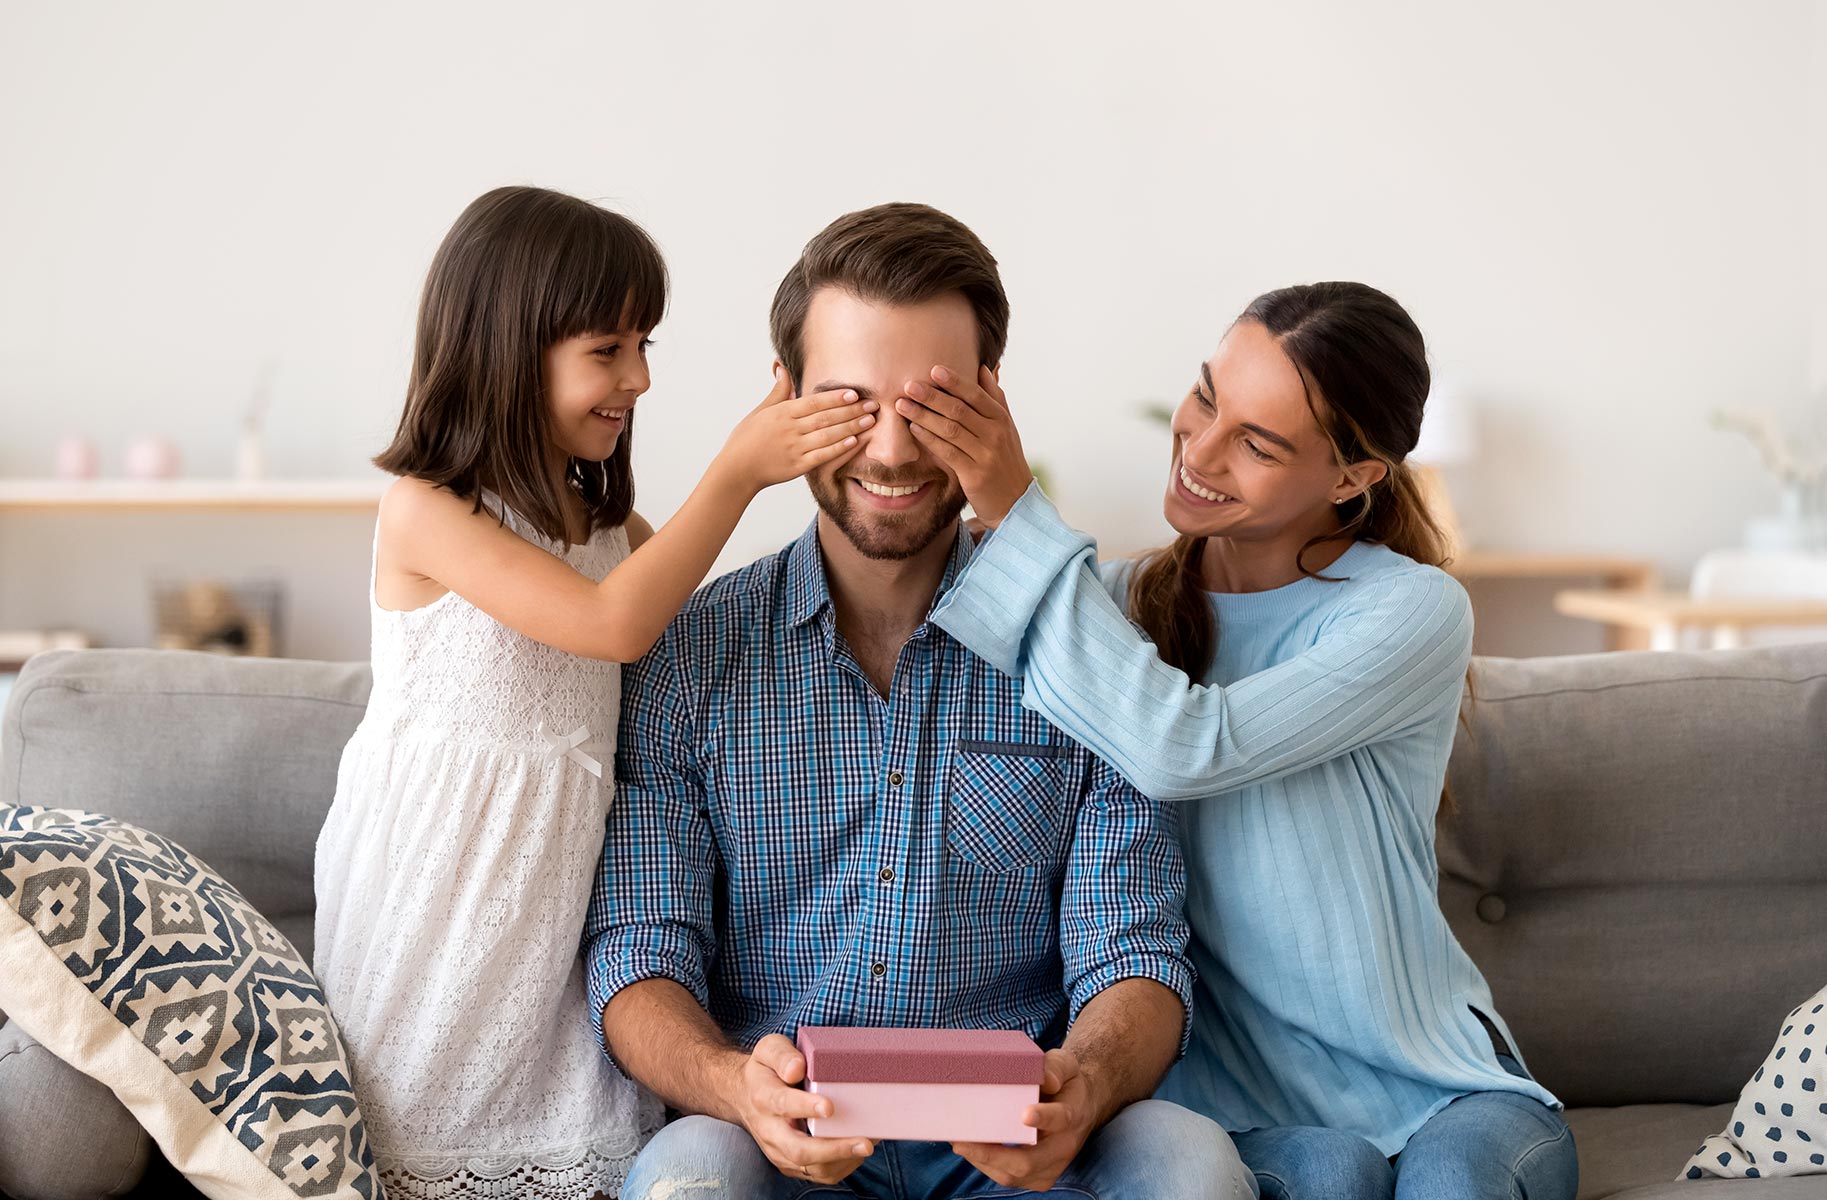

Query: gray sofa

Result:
[1,644,1824,1199]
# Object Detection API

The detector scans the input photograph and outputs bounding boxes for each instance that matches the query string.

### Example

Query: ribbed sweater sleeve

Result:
[932,483,1473,802]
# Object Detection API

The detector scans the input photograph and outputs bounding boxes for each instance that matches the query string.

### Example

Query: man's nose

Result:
[863,400,920,469]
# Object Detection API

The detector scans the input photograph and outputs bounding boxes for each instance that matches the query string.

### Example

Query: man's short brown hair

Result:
[769,203,1009,386]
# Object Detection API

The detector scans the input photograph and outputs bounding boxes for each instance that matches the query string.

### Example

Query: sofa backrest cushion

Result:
[1,650,371,963]
[8,644,1826,1112]
[1440,644,1827,1107]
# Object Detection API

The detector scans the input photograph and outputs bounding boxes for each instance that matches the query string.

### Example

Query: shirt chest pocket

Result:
[945,741,1072,874]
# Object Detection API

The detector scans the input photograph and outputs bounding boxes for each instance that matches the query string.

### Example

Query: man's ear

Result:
[772,358,795,398]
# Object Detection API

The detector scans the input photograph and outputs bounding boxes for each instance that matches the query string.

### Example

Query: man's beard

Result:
[807,471,968,562]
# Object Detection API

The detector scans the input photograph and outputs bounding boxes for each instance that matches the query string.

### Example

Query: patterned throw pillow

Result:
[0,807,379,1199]
[1682,983,1827,1181]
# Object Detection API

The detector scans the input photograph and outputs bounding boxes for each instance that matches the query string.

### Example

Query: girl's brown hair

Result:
[1129,281,1452,681]
[374,186,667,545]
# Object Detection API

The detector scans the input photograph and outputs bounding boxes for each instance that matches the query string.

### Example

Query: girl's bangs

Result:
[549,214,668,341]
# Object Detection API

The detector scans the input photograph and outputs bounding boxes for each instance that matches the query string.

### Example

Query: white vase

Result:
[1745,482,1827,552]
[235,427,266,481]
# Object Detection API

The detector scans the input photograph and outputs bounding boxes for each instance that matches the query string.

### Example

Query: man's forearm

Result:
[1062,977,1186,1128]
[602,978,748,1123]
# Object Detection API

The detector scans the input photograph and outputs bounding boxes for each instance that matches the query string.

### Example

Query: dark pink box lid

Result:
[796,1027,1044,1085]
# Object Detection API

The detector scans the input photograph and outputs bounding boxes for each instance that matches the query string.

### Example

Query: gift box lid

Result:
[796,1026,1045,1085]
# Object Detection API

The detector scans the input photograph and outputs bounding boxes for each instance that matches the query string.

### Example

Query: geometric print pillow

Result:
[1682,982,1827,1181]
[0,807,379,1199]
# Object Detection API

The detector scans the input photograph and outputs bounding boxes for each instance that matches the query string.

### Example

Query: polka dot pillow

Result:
[1683,983,1827,1181]
[0,806,380,1199]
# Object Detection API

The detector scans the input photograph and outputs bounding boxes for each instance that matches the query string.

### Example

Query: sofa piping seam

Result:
[1472,670,1827,705]
[15,681,369,710]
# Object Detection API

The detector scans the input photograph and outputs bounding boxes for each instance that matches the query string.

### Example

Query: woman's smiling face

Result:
[1164,320,1366,543]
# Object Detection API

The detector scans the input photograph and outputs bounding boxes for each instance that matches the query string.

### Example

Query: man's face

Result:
[796,287,977,560]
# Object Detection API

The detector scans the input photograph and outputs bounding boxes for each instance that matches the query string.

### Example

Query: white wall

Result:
[2,0,1822,660]
[1813,0,1827,393]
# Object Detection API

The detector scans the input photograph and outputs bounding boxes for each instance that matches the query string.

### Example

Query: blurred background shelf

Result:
[1447,552,1658,589]
[1447,551,1661,652]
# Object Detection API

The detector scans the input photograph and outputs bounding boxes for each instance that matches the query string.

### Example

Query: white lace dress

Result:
[313,498,662,1199]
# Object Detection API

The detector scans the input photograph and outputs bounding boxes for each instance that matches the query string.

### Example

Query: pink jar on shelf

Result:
[54,436,100,479]
[123,435,182,480]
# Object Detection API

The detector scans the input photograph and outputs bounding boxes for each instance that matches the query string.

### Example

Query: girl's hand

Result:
[717,368,876,494]
[896,364,1032,529]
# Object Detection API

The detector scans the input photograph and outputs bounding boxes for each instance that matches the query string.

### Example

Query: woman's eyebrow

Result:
[1202,361,1298,452]
[1243,422,1299,453]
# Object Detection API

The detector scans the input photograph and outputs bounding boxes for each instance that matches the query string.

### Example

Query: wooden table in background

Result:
[1447,552,1661,651]
[1554,589,1827,651]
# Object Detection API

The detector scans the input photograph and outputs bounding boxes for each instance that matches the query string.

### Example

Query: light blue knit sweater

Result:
[931,484,1560,1154]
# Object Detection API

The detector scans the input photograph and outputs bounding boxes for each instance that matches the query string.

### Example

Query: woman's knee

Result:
[1395,1094,1577,1200]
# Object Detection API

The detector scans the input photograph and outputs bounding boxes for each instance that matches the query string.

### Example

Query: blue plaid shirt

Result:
[584,521,1193,1059]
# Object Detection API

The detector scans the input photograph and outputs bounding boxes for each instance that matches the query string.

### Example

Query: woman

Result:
[895,282,1577,1199]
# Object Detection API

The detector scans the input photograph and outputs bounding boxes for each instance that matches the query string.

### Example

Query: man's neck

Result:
[817,513,958,655]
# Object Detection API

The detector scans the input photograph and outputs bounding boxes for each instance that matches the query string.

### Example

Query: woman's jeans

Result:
[1232,1055,1578,1200]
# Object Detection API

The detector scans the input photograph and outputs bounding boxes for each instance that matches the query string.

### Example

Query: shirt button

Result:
[888,771,904,787]
[878,867,895,883]
[870,961,887,979]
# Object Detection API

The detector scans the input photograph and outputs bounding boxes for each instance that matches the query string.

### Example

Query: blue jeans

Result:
[620,1098,1258,1199]
[1232,1057,1577,1200]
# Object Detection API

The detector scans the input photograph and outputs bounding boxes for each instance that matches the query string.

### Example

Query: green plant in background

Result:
[1028,459,1052,497]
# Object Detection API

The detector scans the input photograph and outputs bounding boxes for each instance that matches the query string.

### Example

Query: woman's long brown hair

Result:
[1127,282,1465,809]
[374,186,667,546]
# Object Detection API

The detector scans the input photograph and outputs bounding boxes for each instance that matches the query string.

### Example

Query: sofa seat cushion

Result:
[0,1018,151,1200]
[1568,1104,1827,1197]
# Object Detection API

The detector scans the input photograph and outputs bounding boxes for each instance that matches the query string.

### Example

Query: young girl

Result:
[311,186,876,1199]
[898,282,1577,1199]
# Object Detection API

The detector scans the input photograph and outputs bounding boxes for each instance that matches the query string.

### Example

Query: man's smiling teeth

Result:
[1179,465,1234,503]
[857,480,923,498]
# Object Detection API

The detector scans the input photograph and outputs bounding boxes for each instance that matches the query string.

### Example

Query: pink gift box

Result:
[797,1026,1045,1145]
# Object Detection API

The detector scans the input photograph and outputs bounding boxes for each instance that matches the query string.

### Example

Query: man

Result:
[585,203,1255,1199]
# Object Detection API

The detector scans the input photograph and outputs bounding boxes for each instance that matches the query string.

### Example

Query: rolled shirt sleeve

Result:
[582,630,720,1058]
[1058,758,1196,1055]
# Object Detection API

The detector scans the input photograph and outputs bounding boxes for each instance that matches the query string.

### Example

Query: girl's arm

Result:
[383,376,874,663]
[930,485,1473,801]
[625,510,656,551]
